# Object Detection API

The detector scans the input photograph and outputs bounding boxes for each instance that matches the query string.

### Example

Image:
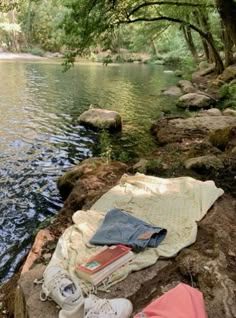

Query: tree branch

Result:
[119,16,207,38]
[128,1,213,18]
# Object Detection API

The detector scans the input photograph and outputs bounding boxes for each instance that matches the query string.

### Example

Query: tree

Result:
[61,0,224,73]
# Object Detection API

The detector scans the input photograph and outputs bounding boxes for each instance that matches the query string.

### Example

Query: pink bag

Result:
[134,283,207,318]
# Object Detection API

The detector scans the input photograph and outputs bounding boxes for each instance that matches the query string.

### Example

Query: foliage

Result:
[28,46,45,56]
[219,83,236,99]
[99,130,113,164]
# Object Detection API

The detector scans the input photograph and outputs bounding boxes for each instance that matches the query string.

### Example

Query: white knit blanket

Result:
[47,174,224,292]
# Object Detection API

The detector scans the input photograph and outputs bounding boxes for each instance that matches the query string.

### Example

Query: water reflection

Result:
[0,61,179,282]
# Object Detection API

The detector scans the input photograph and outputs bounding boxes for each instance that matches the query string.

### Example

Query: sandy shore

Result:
[0,52,46,59]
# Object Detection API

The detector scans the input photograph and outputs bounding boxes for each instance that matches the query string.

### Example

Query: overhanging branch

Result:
[128,1,213,18]
[119,16,207,38]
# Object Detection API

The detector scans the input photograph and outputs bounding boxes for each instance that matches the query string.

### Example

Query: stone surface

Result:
[184,155,224,171]
[21,230,53,274]
[78,108,122,132]
[15,266,59,318]
[218,65,236,83]
[53,158,128,237]
[14,195,236,318]
[209,126,236,151]
[132,159,149,173]
[231,146,236,155]
[162,86,182,97]
[177,93,214,109]
[177,80,196,94]
[151,115,236,145]
[197,108,222,117]
[223,108,236,116]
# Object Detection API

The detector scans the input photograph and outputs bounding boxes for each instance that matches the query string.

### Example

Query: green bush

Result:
[219,83,236,100]
[219,84,230,99]
[29,47,45,57]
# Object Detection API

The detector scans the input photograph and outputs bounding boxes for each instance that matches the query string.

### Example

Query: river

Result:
[0,60,180,282]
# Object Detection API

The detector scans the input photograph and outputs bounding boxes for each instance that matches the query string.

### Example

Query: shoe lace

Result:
[40,271,72,301]
[86,295,117,317]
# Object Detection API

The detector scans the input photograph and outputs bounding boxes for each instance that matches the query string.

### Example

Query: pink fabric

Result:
[134,283,207,318]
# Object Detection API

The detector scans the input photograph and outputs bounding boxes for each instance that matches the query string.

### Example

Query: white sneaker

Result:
[40,266,84,318]
[85,295,133,318]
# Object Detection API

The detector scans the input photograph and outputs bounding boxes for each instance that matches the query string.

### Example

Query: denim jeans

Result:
[90,208,167,252]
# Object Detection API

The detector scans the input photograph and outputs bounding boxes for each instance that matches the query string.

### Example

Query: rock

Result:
[174,70,183,77]
[197,108,222,117]
[218,65,236,83]
[187,142,222,158]
[57,158,103,200]
[223,108,236,116]
[231,146,236,155]
[15,266,59,318]
[230,78,236,85]
[54,159,128,235]
[132,159,148,173]
[13,194,236,318]
[184,155,224,171]
[199,61,210,71]
[209,126,236,150]
[177,93,214,110]
[209,126,236,151]
[57,158,127,201]
[162,86,182,97]
[151,116,236,145]
[177,80,196,94]
[164,70,174,74]
[21,230,53,274]
[78,108,122,132]
[15,260,174,318]
[192,65,215,86]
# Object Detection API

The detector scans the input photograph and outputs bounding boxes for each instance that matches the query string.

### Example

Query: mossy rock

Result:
[223,100,236,109]
[208,127,236,151]
[57,158,103,200]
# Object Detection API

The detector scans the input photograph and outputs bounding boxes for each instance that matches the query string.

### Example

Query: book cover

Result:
[76,250,134,286]
[77,244,131,274]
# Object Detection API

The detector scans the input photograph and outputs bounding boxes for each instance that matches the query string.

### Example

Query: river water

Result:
[0,60,179,282]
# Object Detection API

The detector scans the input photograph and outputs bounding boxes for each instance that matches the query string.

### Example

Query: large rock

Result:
[57,158,127,201]
[184,155,224,171]
[218,65,236,83]
[197,108,222,117]
[209,126,236,151]
[162,86,182,97]
[177,93,214,110]
[78,108,122,132]
[151,116,236,145]
[177,80,196,94]
[54,158,128,235]
[223,108,236,116]
[14,195,236,318]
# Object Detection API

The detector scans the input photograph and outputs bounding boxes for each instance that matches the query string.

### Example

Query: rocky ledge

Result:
[1,153,235,318]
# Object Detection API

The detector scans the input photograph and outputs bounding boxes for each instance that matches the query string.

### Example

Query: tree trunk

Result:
[8,9,20,52]
[205,33,224,74]
[223,27,234,67]
[201,38,210,62]
[182,26,198,59]
[151,38,158,56]
[216,0,236,46]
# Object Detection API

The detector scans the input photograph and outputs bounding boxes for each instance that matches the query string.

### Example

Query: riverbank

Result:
[0,53,46,60]
[0,61,236,318]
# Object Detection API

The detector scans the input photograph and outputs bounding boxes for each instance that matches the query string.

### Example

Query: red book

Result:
[76,245,134,285]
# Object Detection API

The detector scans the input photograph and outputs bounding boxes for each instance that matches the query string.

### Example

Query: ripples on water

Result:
[0,60,179,282]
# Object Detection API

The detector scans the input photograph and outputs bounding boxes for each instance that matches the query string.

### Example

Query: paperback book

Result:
[76,245,134,285]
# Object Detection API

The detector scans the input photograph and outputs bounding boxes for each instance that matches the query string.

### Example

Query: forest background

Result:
[0,0,236,75]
